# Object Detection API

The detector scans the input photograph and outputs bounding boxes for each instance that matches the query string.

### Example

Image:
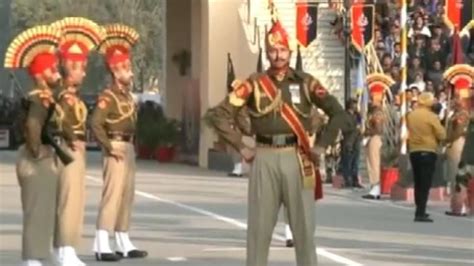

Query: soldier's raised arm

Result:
[25,97,49,158]
[209,80,253,152]
[306,77,348,149]
[91,94,113,154]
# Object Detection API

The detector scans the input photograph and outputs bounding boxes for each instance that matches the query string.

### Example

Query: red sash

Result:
[258,75,323,200]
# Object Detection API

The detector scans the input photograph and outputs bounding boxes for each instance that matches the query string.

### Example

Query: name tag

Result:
[289,84,301,104]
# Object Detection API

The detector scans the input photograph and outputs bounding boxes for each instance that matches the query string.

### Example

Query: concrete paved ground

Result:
[0,151,473,266]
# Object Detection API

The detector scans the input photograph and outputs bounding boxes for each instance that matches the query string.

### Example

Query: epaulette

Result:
[29,89,54,108]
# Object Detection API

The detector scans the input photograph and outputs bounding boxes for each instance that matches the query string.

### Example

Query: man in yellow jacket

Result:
[407,92,446,222]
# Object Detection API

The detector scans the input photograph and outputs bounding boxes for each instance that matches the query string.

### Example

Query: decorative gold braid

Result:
[72,100,88,129]
[56,91,88,129]
[247,80,283,118]
[104,90,136,124]
[53,105,65,131]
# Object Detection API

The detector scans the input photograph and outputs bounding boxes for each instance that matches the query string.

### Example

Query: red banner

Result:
[351,4,374,52]
[444,0,464,31]
[296,3,318,47]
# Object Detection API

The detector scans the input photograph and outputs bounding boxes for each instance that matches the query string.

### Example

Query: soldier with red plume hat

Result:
[90,24,148,262]
[207,11,349,265]
[50,17,106,266]
[361,73,394,200]
[4,25,63,266]
[443,64,474,217]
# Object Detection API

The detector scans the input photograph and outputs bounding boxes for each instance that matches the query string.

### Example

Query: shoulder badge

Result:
[97,94,111,109]
[229,81,252,107]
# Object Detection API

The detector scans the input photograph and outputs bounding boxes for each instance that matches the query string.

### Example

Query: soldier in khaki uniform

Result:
[50,17,106,266]
[208,19,349,266]
[361,75,393,200]
[444,65,474,216]
[4,26,63,266]
[91,24,147,262]
[445,99,469,191]
[228,106,252,177]
[362,104,384,199]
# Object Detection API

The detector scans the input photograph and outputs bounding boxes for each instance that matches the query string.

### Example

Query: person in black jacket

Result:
[339,99,363,188]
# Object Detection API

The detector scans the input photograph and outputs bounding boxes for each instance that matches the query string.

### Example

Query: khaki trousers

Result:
[247,147,317,266]
[366,135,382,185]
[96,141,136,232]
[446,137,465,186]
[54,142,86,247]
[16,145,59,260]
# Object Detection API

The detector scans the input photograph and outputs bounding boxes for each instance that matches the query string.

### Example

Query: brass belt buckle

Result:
[272,135,286,146]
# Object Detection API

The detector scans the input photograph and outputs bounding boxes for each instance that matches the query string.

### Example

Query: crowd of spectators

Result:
[376,0,472,93]
[332,0,473,119]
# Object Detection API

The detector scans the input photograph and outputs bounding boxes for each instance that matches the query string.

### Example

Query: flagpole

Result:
[399,0,409,155]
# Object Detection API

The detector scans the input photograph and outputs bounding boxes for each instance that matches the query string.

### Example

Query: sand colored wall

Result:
[197,0,259,167]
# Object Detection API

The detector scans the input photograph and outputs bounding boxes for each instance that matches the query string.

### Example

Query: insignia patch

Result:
[97,99,107,109]
[235,83,248,98]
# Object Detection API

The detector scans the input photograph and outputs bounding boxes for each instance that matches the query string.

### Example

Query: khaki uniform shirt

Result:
[210,68,349,151]
[91,86,137,153]
[446,109,469,144]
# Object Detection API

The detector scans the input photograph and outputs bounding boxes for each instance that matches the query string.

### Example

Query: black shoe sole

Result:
[116,250,148,259]
[95,252,122,261]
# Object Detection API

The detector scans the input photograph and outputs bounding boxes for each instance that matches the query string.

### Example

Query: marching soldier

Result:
[361,74,394,200]
[362,104,384,200]
[208,18,349,266]
[443,64,473,216]
[445,98,469,193]
[91,24,147,261]
[4,26,63,266]
[51,17,106,266]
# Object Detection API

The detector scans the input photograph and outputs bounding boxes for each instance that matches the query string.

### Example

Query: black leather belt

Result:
[256,134,298,147]
[107,133,134,142]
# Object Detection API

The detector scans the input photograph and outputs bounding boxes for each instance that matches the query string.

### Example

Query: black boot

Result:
[414,216,433,222]
[116,249,148,259]
[362,194,380,200]
[95,252,122,261]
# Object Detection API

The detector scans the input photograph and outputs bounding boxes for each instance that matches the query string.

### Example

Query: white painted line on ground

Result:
[86,175,363,266]
[167,257,187,262]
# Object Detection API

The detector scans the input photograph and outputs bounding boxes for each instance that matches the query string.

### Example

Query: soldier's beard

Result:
[46,77,61,89]
[270,61,289,71]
